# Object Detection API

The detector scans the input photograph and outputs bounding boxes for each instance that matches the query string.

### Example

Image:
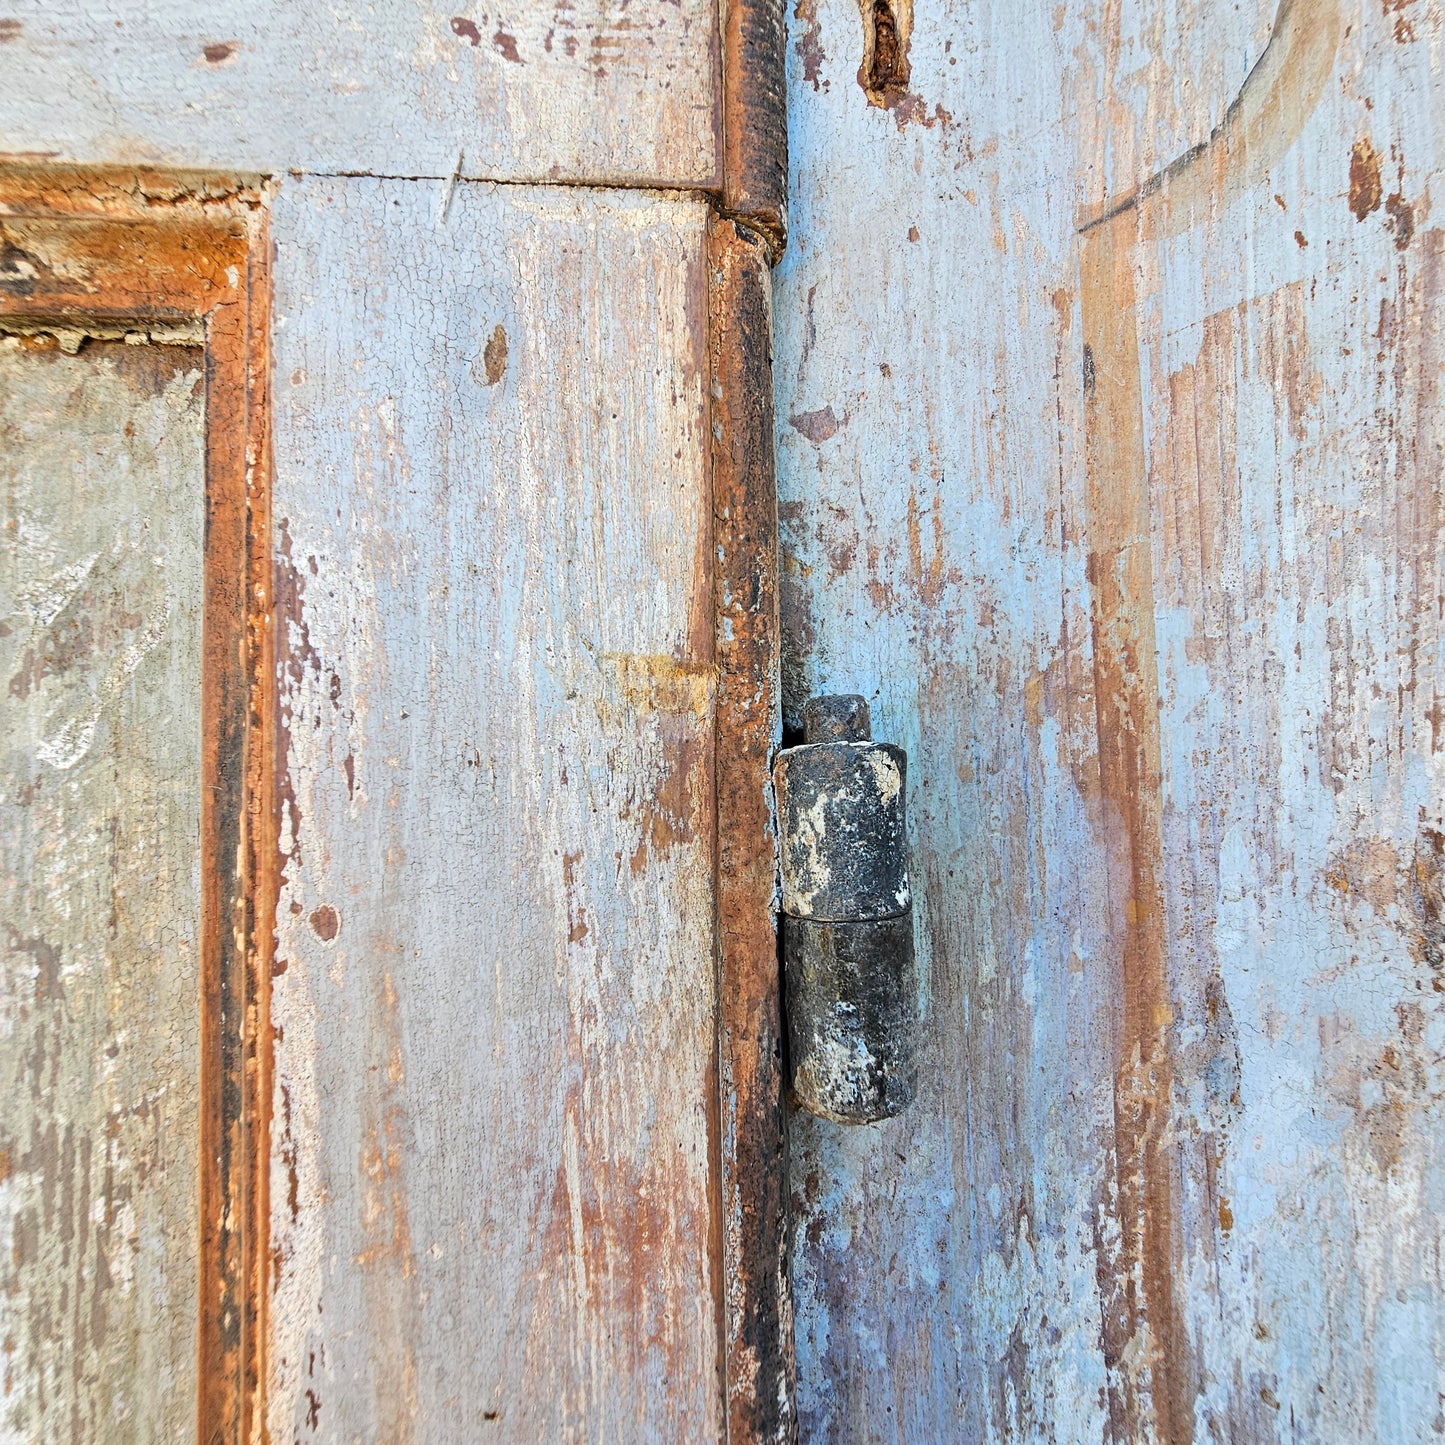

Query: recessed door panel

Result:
[0,335,205,1442]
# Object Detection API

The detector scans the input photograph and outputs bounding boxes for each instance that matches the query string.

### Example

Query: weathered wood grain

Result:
[0,337,205,1443]
[265,177,724,1441]
[0,0,718,188]
[775,0,1445,1438]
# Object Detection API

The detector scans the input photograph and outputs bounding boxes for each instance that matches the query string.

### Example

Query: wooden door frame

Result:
[0,165,275,1445]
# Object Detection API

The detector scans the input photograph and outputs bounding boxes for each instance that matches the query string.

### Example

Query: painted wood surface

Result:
[0,337,205,1441]
[265,177,724,1441]
[0,0,717,187]
[773,0,1445,1438]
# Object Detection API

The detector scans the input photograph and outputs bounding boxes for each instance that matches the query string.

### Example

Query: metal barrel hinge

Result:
[774,694,919,1123]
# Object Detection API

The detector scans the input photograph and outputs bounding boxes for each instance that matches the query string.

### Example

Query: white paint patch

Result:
[866,748,901,804]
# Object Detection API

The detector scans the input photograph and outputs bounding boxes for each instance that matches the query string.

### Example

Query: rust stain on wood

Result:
[0,162,276,1445]
[1080,216,1192,1445]
[1350,135,1384,219]
[788,403,843,443]
[708,214,796,1443]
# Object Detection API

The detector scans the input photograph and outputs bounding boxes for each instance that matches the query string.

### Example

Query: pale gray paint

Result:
[0,339,205,1443]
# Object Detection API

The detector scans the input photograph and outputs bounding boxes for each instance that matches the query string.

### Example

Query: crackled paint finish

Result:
[776,0,1445,1438]
[0,0,718,186]
[264,178,723,1440]
[0,339,206,1442]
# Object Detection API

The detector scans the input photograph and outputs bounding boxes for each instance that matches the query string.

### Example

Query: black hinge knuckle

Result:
[773,695,920,1124]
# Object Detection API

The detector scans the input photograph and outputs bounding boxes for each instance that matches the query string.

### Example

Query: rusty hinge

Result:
[773,694,920,1124]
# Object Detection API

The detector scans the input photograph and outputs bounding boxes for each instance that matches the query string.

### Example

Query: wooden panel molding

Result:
[0,164,275,1445]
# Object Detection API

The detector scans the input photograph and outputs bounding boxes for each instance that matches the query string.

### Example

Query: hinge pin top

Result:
[803,693,871,744]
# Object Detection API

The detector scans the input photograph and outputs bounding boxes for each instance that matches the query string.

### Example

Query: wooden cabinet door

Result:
[772,0,1445,1440]
[0,5,791,1440]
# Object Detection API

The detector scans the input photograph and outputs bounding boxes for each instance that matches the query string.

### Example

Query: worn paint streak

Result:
[1075,7,1342,1432]
[1080,217,1189,1442]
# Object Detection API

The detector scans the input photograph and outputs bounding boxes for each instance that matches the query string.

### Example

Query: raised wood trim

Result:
[0,165,274,1445]
[708,215,796,1443]
[719,0,789,256]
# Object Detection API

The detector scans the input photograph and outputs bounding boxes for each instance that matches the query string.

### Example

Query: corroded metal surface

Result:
[803,693,871,744]
[775,739,910,920]
[721,0,790,252]
[776,697,919,1125]
[784,914,918,1123]
[775,0,1445,1437]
